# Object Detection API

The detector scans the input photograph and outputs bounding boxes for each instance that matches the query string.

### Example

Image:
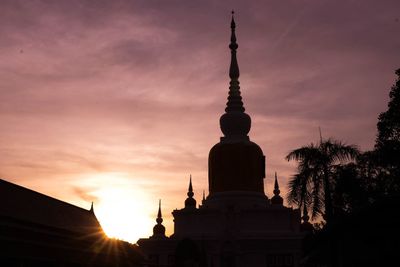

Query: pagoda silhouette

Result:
[138,13,304,267]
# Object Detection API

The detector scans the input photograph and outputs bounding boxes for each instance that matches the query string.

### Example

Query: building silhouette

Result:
[0,179,142,267]
[138,14,304,267]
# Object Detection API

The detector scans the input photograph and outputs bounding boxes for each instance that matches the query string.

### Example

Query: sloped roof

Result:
[0,179,103,234]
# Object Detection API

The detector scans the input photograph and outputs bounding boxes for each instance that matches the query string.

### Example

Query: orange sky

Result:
[1,0,399,243]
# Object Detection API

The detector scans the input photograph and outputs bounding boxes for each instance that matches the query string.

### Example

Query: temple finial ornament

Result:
[273,172,280,195]
[156,199,163,224]
[185,175,196,208]
[152,199,166,237]
[271,172,283,205]
[188,175,193,196]
[229,10,239,80]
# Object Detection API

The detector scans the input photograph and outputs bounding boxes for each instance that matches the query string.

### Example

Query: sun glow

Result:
[80,174,155,243]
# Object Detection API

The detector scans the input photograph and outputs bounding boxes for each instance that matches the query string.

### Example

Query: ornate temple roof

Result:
[0,179,102,234]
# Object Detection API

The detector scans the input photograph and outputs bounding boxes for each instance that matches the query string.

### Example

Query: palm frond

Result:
[286,145,319,162]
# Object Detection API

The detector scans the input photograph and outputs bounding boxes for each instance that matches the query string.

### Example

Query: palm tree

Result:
[286,138,359,224]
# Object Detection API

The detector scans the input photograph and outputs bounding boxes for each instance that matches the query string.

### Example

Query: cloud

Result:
[0,0,399,240]
[72,186,99,203]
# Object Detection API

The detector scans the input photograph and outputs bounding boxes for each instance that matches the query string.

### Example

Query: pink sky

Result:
[1,0,399,242]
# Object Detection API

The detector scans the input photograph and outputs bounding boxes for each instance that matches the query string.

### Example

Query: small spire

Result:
[188,174,194,197]
[90,201,94,212]
[273,172,280,196]
[271,172,283,205]
[185,175,196,208]
[229,10,239,80]
[156,199,163,224]
[152,200,166,238]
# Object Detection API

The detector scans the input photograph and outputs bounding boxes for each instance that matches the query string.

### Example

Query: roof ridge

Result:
[0,178,93,214]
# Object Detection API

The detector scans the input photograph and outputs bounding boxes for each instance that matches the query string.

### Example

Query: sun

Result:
[82,174,155,243]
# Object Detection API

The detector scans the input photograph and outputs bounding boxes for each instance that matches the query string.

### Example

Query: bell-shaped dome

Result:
[153,223,166,236]
[209,140,265,194]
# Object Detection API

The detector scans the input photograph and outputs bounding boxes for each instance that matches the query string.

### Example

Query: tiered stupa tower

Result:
[209,13,265,195]
[138,13,304,267]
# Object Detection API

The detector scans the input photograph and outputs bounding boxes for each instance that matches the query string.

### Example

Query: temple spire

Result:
[271,172,283,205]
[219,11,251,142]
[229,10,239,80]
[90,201,94,213]
[152,199,166,238]
[156,199,163,224]
[273,172,280,195]
[188,175,193,197]
[185,175,196,208]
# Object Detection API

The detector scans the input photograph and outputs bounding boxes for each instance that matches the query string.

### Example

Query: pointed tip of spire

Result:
[90,201,94,212]
[271,172,283,205]
[153,199,166,237]
[185,175,196,208]
[156,199,163,223]
[231,10,236,28]
[188,174,193,193]
[229,12,238,52]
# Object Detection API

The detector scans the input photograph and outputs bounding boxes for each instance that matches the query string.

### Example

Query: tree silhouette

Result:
[286,138,359,224]
[297,69,400,267]
[374,68,400,193]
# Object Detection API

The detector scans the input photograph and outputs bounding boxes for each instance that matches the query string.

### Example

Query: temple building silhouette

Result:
[137,14,304,267]
[0,179,142,266]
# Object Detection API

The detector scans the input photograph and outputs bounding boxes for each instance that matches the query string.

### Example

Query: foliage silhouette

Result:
[375,68,400,193]
[286,138,359,224]
[296,68,400,267]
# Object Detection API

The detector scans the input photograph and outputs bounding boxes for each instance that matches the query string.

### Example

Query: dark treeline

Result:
[286,69,400,267]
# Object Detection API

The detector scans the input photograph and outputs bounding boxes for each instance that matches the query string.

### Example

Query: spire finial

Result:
[273,172,280,195]
[152,200,166,238]
[90,201,94,212]
[271,172,283,205]
[188,174,193,197]
[156,199,163,224]
[185,175,196,208]
[219,11,251,141]
[229,11,239,80]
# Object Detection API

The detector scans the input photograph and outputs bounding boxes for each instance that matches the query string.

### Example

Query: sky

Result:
[1,0,399,243]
